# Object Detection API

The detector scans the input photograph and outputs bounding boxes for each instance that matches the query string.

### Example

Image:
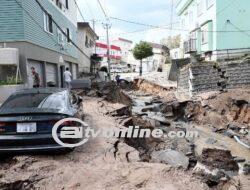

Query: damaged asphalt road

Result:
[0,97,207,190]
[0,81,250,190]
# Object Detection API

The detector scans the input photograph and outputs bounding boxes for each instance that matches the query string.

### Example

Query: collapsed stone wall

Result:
[178,59,250,96]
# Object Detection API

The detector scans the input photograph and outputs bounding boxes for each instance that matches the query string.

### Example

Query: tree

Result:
[133,42,154,76]
[160,35,181,49]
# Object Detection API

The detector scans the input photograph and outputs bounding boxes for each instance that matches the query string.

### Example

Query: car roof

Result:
[12,88,68,96]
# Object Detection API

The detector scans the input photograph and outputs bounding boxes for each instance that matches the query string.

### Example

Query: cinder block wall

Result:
[178,59,250,96]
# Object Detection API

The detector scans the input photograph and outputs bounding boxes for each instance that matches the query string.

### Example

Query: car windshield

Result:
[1,92,67,110]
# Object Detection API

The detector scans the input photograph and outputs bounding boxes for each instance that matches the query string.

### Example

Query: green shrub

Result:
[0,76,23,86]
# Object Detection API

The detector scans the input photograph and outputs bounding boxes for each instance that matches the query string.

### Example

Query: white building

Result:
[112,38,133,65]
[127,42,169,73]
[77,22,98,74]
[95,42,122,72]
[176,0,250,61]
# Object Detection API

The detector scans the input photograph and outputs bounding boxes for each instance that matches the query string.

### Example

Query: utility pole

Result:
[170,0,174,31]
[91,19,96,32]
[103,22,112,80]
[91,19,97,54]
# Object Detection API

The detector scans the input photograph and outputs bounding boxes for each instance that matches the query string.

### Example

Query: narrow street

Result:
[0,0,250,189]
[0,80,249,189]
[0,96,208,190]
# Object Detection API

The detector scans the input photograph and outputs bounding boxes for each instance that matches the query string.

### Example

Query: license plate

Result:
[17,123,37,133]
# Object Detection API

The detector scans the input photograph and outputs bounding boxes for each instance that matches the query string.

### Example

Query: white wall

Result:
[170,48,183,59]
[50,0,77,26]
[178,0,217,54]
[77,28,96,73]
[112,39,133,64]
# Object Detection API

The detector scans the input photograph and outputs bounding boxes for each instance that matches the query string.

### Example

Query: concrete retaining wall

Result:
[178,59,250,96]
[0,84,26,103]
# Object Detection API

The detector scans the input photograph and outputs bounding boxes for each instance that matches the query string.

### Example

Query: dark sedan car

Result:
[0,88,81,153]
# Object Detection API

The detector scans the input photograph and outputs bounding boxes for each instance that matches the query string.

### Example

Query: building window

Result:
[65,0,69,9]
[85,36,89,47]
[56,0,62,9]
[43,12,53,33]
[58,29,64,45]
[201,25,208,44]
[89,40,94,48]
[66,28,71,43]
[206,0,214,9]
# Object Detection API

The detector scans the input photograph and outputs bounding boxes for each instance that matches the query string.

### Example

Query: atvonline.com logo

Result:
[52,118,199,148]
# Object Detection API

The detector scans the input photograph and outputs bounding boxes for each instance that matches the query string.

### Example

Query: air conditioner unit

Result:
[0,48,19,66]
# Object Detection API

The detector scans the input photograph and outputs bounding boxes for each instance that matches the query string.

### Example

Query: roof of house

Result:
[77,22,99,39]
[96,42,121,51]
[147,42,169,52]
[117,38,133,44]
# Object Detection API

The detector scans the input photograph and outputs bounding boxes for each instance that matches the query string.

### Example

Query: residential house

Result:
[148,42,169,71]
[77,22,98,74]
[170,48,184,60]
[127,42,169,73]
[0,0,79,88]
[176,0,250,61]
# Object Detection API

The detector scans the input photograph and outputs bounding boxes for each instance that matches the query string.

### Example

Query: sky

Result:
[76,0,180,44]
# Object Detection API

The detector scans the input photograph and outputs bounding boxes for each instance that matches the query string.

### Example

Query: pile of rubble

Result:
[104,81,250,189]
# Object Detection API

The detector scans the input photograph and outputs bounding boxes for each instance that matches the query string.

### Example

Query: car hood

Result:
[0,108,73,116]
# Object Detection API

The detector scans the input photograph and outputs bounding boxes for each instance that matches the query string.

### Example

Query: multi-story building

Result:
[77,22,98,74]
[176,0,250,61]
[112,38,133,65]
[0,0,79,87]
[95,42,122,72]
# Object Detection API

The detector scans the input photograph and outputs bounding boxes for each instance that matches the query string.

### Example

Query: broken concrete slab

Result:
[205,138,218,145]
[147,112,170,125]
[109,106,131,117]
[233,157,246,163]
[242,161,250,175]
[193,162,229,188]
[200,148,239,172]
[141,104,161,113]
[151,150,189,169]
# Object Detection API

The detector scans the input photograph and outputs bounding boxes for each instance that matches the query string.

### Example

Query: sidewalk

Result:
[118,72,177,88]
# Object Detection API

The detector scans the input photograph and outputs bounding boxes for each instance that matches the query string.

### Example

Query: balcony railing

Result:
[184,39,197,54]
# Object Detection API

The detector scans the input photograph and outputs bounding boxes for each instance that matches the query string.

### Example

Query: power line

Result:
[200,29,250,33]
[97,0,109,19]
[228,21,250,38]
[13,0,64,51]
[83,0,95,19]
[111,16,250,34]
[110,16,186,31]
[34,0,90,59]
[99,27,171,39]
[15,0,91,60]
[216,0,235,16]
[74,0,85,21]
